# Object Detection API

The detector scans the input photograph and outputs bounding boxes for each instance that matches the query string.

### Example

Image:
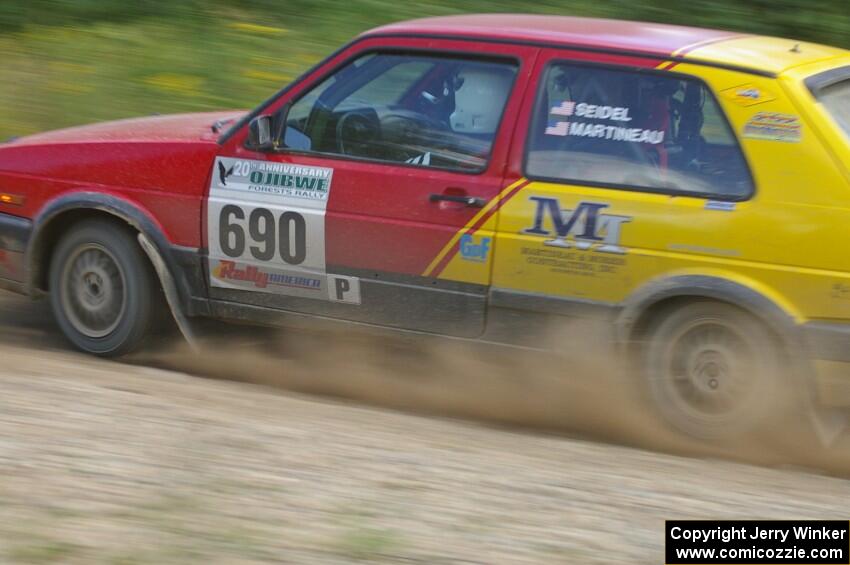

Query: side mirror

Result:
[272,103,292,149]
[245,104,292,152]
[246,115,274,151]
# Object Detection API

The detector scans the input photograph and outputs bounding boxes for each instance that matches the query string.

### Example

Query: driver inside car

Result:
[283,54,518,171]
[381,65,514,169]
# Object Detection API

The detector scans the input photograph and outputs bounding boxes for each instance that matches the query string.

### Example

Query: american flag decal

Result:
[545,121,570,136]
[550,101,576,116]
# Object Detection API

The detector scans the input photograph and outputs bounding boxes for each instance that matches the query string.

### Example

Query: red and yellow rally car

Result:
[1,15,850,439]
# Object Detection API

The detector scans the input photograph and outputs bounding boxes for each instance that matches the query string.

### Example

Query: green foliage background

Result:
[0,0,847,138]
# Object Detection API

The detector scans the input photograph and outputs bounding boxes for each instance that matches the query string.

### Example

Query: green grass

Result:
[6,538,83,564]
[335,524,403,561]
[1,0,848,139]
[0,16,324,138]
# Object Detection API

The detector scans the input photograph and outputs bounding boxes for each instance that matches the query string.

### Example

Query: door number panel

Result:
[207,157,360,305]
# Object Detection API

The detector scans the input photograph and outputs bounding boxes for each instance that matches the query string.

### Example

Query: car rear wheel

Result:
[49,219,160,356]
[643,301,787,440]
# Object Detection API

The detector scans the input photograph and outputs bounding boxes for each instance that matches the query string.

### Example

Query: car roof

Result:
[365,14,849,76]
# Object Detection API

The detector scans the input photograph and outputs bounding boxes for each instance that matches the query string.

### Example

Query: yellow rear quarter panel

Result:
[486,62,850,324]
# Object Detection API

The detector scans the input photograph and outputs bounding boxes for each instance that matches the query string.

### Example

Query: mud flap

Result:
[137,233,200,354]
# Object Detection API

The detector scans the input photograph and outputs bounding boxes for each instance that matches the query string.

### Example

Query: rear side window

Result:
[525,63,754,199]
[819,80,850,138]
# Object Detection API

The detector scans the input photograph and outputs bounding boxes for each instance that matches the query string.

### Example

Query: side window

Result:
[283,53,518,172]
[819,79,850,138]
[525,63,754,198]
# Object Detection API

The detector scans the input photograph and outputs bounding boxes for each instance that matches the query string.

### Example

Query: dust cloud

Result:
[133,312,850,475]
[1,291,847,474]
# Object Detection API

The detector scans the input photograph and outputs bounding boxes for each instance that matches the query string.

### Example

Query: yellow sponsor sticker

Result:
[743,112,802,143]
[720,83,776,107]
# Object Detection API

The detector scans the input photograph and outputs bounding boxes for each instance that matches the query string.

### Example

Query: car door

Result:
[492,49,761,309]
[209,38,537,337]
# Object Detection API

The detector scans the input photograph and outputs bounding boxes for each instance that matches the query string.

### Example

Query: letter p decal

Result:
[328,275,361,304]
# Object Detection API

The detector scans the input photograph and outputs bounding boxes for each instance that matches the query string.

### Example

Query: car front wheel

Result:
[49,219,161,356]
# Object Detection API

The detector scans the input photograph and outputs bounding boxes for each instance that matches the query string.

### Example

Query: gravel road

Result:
[1,292,849,564]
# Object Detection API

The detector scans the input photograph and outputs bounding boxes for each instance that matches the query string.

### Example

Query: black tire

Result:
[48,219,161,357]
[643,301,789,440]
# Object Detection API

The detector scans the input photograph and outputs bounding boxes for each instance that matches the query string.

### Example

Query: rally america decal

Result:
[207,157,360,305]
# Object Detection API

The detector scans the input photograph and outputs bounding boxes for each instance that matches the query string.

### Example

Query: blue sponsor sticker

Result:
[459,234,492,262]
[705,201,736,212]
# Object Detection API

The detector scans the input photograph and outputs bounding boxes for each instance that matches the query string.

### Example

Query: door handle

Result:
[429,193,487,208]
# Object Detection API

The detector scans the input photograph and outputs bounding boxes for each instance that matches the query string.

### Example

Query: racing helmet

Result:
[449,66,514,134]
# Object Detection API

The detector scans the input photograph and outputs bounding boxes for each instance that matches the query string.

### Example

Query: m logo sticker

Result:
[522,197,631,254]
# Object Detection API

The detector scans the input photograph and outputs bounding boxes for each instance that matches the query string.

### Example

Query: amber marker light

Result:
[0,192,24,206]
